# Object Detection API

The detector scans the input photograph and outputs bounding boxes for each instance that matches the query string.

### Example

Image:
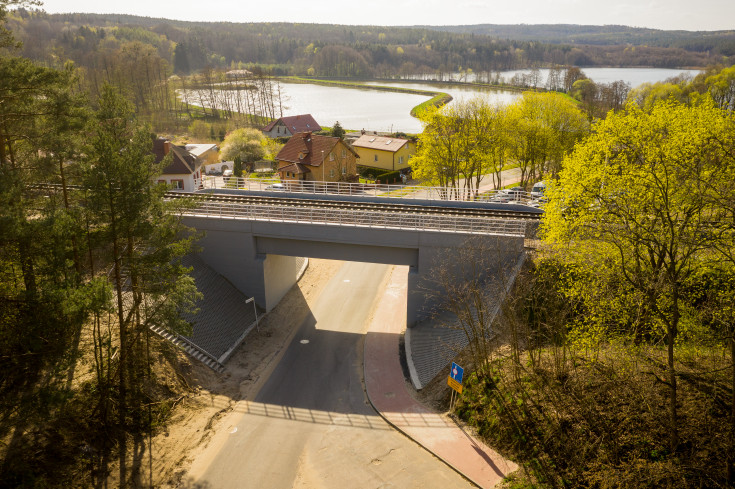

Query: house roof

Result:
[184,143,219,158]
[352,134,409,153]
[276,132,358,167]
[153,138,202,175]
[262,114,322,134]
[225,69,252,78]
[278,163,311,174]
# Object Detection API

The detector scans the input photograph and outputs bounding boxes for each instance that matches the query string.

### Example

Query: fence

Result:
[201,175,534,205]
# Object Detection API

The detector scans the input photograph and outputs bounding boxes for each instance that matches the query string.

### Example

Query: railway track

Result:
[26,184,543,220]
[165,191,543,221]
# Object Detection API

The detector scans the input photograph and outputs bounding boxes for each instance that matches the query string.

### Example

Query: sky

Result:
[38,0,735,31]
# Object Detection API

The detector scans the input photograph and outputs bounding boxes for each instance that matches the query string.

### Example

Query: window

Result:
[342,166,346,175]
[398,156,404,165]
[342,149,346,158]
[171,179,184,190]
[329,152,334,161]
[330,169,335,178]
[374,154,378,162]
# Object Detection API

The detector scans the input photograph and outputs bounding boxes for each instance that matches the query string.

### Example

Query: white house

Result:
[153,138,204,191]
[184,143,221,174]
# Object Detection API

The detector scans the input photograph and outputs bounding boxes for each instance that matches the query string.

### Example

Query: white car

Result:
[264,183,286,191]
[531,181,546,199]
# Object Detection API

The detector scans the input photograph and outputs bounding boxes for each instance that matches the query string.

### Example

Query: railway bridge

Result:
[176,188,538,327]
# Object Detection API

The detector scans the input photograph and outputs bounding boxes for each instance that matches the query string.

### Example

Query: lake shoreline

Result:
[280,77,454,116]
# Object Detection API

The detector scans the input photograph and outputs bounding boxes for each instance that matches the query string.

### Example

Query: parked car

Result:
[490,191,513,203]
[492,186,525,203]
[222,169,233,181]
[531,181,546,199]
[507,186,525,200]
[264,183,286,191]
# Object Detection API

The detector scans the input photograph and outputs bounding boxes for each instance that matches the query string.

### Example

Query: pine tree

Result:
[84,84,200,486]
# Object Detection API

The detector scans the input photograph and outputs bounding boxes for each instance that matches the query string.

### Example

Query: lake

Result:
[494,67,701,88]
[184,67,704,134]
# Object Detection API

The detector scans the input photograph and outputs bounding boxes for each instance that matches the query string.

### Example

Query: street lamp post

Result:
[321,150,325,185]
[245,297,259,332]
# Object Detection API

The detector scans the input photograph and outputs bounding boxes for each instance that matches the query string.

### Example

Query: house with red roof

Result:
[276,132,358,183]
[261,114,321,138]
[152,137,204,191]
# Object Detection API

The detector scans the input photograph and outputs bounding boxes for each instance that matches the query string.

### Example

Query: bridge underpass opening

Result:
[257,236,417,323]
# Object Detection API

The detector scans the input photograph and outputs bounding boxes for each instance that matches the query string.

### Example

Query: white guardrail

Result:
[182,202,527,237]
[201,175,535,205]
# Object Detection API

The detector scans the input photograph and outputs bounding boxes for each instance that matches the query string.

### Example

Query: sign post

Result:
[447,362,464,410]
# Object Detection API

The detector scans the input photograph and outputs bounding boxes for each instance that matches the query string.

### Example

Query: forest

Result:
[427,23,735,53]
[7,9,732,82]
[402,67,735,487]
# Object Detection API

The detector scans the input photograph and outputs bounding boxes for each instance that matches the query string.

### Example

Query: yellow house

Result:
[352,135,415,172]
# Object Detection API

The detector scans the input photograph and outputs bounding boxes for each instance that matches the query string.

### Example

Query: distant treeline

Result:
[8,10,731,81]
[422,24,735,55]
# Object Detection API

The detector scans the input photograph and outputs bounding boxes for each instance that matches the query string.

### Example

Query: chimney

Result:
[163,140,170,155]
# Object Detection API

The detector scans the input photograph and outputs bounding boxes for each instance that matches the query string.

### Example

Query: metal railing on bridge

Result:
[201,176,536,206]
[182,201,527,237]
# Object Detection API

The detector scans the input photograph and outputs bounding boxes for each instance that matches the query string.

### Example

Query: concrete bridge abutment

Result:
[182,216,524,327]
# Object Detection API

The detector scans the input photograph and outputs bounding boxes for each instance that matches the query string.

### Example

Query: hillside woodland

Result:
[8,10,733,80]
[428,93,735,488]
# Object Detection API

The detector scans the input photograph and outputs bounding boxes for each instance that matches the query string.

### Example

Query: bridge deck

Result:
[182,201,527,237]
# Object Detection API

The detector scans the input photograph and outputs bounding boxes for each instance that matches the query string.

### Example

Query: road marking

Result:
[300,339,310,344]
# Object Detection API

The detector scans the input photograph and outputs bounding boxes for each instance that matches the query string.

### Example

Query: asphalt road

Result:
[193,261,474,489]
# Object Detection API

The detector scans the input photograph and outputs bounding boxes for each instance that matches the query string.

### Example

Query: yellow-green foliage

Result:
[411,92,587,189]
[220,127,268,163]
[543,98,735,347]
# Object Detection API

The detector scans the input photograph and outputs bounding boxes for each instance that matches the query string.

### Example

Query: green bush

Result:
[357,166,400,182]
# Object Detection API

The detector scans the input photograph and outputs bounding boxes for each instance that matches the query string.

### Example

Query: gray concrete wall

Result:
[263,254,305,312]
[182,215,524,327]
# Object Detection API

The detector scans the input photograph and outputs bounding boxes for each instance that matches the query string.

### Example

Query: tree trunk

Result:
[108,191,128,487]
[668,287,679,452]
[729,327,735,484]
[59,157,82,279]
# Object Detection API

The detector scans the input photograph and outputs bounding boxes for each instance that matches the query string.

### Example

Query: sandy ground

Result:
[147,258,344,488]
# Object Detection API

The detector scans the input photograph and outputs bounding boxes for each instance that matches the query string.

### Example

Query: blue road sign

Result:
[450,362,464,384]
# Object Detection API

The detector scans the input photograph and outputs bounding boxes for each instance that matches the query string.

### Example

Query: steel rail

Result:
[181,201,527,237]
[166,190,543,221]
